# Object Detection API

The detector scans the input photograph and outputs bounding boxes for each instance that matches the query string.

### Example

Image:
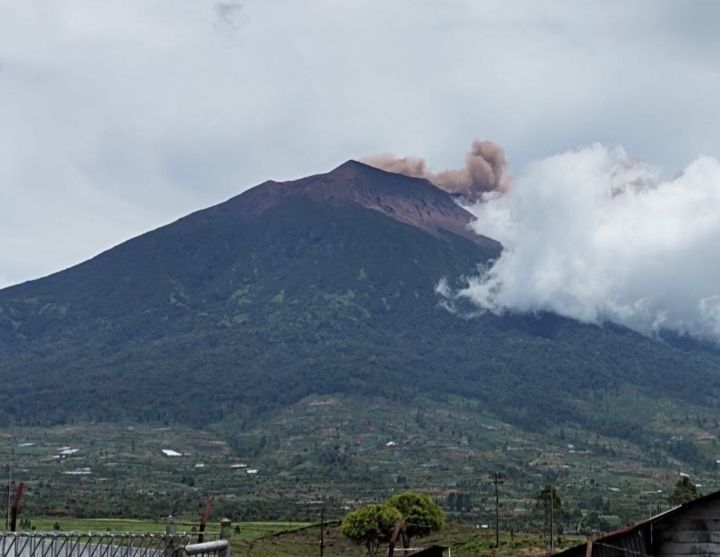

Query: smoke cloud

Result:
[363,140,511,201]
[214,2,243,32]
[442,144,720,342]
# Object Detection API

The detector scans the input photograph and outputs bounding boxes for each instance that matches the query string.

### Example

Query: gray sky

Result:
[2,0,720,287]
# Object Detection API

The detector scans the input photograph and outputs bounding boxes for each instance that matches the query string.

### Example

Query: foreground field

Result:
[236,522,582,557]
[17,520,579,557]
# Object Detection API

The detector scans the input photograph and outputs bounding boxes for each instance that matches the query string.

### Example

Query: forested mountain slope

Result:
[1,160,719,465]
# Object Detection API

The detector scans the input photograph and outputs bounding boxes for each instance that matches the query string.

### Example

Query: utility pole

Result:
[319,506,325,557]
[9,482,24,532]
[197,497,214,543]
[490,472,504,548]
[5,480,9,530]
[550,491,555,554]
[6,447,13,531]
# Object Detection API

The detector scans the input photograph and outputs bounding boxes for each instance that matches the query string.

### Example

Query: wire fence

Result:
[0,533,229,557]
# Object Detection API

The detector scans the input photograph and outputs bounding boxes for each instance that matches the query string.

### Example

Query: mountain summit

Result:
[208,160,499,249]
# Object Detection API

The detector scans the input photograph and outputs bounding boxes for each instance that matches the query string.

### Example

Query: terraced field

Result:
[3,391,719,535]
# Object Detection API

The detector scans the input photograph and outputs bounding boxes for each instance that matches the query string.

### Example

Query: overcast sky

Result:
[2,0,720,288]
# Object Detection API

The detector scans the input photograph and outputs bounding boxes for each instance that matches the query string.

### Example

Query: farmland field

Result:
[2,392,719,534]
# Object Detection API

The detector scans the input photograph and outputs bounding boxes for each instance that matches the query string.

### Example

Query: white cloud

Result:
[452,144,720,341]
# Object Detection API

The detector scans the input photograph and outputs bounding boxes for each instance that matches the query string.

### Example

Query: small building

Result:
[556,489,720,557]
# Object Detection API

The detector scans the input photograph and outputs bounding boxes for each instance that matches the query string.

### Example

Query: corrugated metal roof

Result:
[555,489,720,557]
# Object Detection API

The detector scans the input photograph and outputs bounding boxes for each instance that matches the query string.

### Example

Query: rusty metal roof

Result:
[554,488,720,557]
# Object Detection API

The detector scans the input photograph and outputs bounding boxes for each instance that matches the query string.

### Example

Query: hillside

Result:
[2,160,720,489]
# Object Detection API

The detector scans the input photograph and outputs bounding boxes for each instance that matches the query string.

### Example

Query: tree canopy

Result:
[387,491,446,548]
[341,503,403,557]
[668,476,700,505]
[536,484,563,514]
[537,484,563,550]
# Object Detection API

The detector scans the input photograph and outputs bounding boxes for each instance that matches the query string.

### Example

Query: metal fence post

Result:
[219,520,231,557]
[219,519,231,541]
[164,520,177,557]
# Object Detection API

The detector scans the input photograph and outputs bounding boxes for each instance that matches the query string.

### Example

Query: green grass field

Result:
[9,517,579,557]
[229,522,584,557]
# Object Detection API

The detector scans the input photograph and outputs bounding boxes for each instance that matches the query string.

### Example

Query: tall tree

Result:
[387,492,446,548]
[668,476,700,505]
[341,504,403,557]
[537,484,562,552]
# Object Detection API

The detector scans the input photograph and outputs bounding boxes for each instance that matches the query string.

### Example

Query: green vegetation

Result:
[3,516,586,557]
[387,492,445,548]
[667,476,701,505]
[237,521,583,557]
[2,412,718,534]
[339,491,445,554]
[536,485,563,517]
[342,504,402,557]
[536,485,563,550]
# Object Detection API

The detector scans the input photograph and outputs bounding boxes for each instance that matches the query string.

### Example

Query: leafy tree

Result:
[536,485,562,550]
[342,504,403,557]
[536,484,563,514]
[668,476,700,505]
[387,491,446,548]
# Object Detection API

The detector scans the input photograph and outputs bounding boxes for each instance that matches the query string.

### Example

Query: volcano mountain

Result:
[1,160,719,458]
